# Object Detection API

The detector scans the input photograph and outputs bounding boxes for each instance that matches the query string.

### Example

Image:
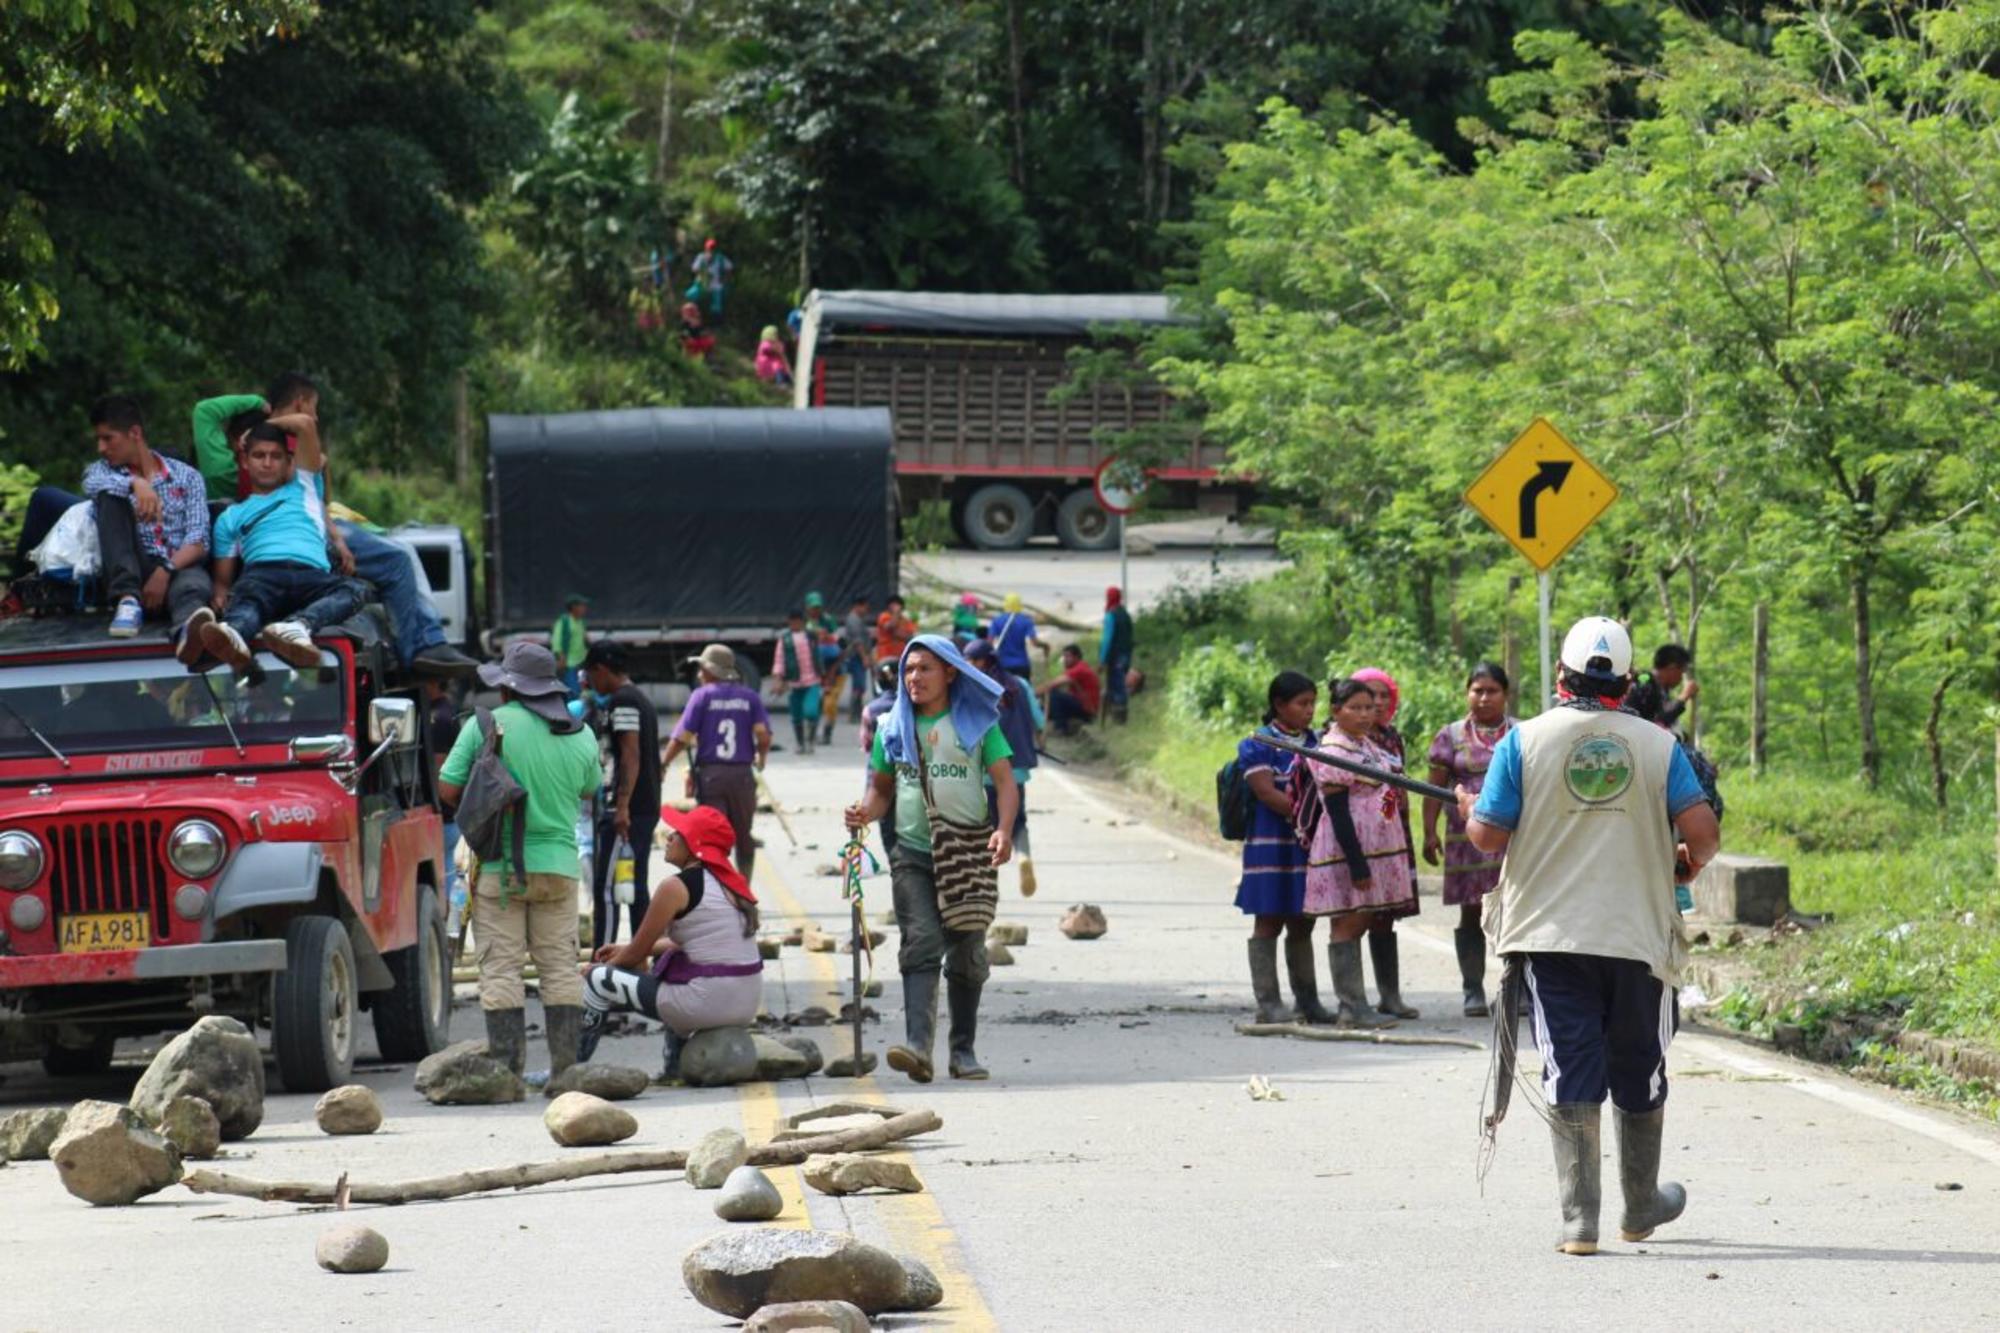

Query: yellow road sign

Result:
[1463,418,1617,571]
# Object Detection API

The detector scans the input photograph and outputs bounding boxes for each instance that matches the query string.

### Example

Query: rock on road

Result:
[2,738,1998,1330]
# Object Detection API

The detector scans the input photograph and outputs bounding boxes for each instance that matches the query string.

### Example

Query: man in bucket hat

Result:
[663,643,772,879]
[438,640,601,1077]
[576,803,764,1077]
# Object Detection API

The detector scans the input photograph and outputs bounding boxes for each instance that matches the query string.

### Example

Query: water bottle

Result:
[613,837,636,906]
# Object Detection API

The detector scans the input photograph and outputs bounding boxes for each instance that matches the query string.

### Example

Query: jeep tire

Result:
[41,1029,117,1077]
[372,885,451,1061]
[274,914,357,1092]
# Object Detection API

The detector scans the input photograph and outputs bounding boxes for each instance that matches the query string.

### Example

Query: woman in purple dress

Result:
[1302,679,1417,1028]
[1234,672,1326,1024]
[1420,662,1515,1017]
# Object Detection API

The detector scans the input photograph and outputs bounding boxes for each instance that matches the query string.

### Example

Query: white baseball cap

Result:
[1559,617,1633,679]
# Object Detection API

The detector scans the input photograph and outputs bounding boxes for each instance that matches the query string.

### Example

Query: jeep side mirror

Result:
[368,697,418,747]
[292,734,356,764]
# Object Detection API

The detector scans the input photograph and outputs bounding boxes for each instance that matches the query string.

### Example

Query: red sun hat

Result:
[661,803,755,902]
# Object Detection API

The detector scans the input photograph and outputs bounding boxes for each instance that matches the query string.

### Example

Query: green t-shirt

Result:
[440,701,600,878]
[551,612,588,668]
[869,710,1012,857]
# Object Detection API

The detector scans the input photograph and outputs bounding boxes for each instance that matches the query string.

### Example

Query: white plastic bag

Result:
[29,501,99,578]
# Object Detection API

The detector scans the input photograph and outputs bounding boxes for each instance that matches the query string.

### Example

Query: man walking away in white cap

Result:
[1459,616,1719,1257]
[663,644,772,880]
[438,641,601,1077]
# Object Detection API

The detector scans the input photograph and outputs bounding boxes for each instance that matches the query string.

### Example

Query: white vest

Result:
[1487,707,1688,983]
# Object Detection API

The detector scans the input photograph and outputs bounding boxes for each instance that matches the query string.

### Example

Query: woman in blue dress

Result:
[1234,671,1328,1024]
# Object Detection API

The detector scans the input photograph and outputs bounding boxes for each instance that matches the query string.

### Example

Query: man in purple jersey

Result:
[663,643,772,878]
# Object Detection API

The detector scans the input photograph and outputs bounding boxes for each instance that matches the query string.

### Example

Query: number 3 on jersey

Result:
[715,718,738,760]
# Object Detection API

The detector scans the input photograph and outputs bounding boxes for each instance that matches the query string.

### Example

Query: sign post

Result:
[1094,458,1147,600]
[1463,418,1618,707]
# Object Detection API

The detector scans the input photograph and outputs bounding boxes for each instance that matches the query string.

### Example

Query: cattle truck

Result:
[791,290,1243,550]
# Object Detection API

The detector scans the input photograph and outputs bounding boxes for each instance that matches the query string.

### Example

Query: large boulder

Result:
[544,1092,638,1148]
[802,1153,923,1197]
[49,1100,183,1205]
[752,1034,818,1081]
[129,1015,265,1141]
[414,1040,525,1105]
[687,1127,749,1189]
[715,1165,785,1222]
[314,1085,384,1136]
[681,1027,759,1087]
[0,1106,70,1161]
[316,1224,390,1274]
[543,1063,650,1101]
[743,1301,871,1333]
[682,1229,914,1318]
[154,1096,221,1160]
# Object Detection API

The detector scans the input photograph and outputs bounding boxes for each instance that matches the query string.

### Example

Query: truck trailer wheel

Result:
[960,484,1035,550]
[41,1030,116,1077]
[1055,488,1121,551]
[371,886,450,1061]
[274,915,358,1092]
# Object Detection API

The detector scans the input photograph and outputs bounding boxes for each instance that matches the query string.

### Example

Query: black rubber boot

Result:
[1549,1102,1602,1255]
[544,1004,582,1079]
[1328,939,1394,1029]
[1615,1107,1687,1241]
[887,969,938,1084]
[946,975,988,1080]
[1247,937,1288,1024]
[1368,929,1420,1019]
[483,1007,527,1075]
[1282,932,1335,1025]
[1455,925,1490,1017]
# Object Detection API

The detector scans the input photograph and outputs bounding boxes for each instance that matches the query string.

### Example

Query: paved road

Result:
[4,739,1999,1331]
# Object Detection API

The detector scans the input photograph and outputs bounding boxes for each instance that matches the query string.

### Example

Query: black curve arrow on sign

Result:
[1517,460,1572,540]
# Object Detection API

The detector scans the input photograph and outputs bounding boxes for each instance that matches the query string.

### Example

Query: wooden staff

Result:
[1254,732,1459,803]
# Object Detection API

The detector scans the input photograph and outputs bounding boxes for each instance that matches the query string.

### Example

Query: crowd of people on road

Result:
[1231,637,1716,1033]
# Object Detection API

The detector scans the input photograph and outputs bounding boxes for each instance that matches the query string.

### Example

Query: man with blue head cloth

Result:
[846,635,1019,1082]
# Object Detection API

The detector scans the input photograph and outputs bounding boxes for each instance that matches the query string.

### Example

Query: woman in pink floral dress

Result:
[1301,679,1417,1027]
[1421,662,1515,1017]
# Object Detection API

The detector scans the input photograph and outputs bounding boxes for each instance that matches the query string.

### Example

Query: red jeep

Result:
[0,612,451,1090]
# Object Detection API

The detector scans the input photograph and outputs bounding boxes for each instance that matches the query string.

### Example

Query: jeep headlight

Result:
[0,830,42,891]
[167,819,227,879]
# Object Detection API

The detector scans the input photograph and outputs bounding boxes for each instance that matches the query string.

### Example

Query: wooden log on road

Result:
[181,1106,943,1207]
[1236,1021,1484,1051]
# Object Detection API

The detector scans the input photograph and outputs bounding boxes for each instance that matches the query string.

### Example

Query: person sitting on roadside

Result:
[1036,644,1101,736]
[680,302,715,361]
[754,324,793,387]
[192,419,364,673]
[577,803,764,1079]
[80,395,213,642]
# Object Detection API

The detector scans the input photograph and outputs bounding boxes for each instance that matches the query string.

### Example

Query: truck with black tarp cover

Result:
[484,407,897,696]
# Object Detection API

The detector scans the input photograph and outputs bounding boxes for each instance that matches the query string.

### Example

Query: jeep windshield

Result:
[0,653,345,759]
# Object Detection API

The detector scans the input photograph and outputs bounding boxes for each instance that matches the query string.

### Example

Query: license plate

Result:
[59,912,150,954]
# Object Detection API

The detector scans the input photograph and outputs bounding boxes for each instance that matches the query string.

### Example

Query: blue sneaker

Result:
[109,597,143,637]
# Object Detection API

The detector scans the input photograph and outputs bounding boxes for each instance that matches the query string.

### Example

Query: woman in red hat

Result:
[577,803,763,1072]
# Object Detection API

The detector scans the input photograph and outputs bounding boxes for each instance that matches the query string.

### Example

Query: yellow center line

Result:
[756,851,999,1331]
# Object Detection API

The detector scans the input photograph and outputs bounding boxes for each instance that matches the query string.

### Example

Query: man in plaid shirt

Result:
[83,395,212,642]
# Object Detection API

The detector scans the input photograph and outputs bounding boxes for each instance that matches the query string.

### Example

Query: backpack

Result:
[1681,741,1724,824]
[455,706,529,886]
[1216,727,1274,841]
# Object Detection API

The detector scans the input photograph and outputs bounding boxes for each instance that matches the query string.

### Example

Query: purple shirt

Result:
[676,683,770,766]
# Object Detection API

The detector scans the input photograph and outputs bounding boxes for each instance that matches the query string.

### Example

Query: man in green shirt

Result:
[848,635,1018,1083]
[551,593,590,694]
[438,641,600,1078]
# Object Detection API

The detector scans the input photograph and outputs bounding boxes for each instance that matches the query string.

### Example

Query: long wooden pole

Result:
[1751,602,1769,774]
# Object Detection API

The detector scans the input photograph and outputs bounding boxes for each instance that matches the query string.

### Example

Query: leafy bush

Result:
[0,459,41,555]
[1324,627,1484,749]
[1169,640,1280,732]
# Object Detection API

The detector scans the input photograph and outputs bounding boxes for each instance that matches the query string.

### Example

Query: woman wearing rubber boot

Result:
[1347,667,1421,1021]
[846,636,1018,1083]
[1421,662,1516,1017]
[1233,672,1329,1025]
[1299,680,1415,1028]
[575,804,763,1075]
[1459,617,1719,1255]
